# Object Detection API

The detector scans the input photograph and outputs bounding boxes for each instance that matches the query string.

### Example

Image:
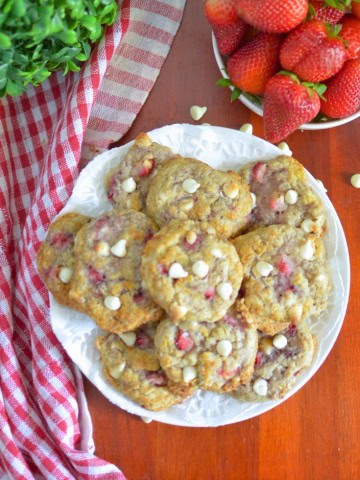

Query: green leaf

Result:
[242,92,263,106]
[0,33,11,49]
[230,88,241,102]
[6,78,23,96]
[55,30,78,45]
[216,77,232,87]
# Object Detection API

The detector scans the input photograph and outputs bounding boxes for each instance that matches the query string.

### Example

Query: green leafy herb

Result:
[0,0,117,97]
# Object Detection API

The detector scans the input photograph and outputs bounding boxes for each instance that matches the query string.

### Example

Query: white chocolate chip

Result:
[182,178,200,194]
[216,282,233,300]
[285,189,298,205]
[301,240,314,260]
[180,199,194,211]
[186,231,197,245]
[168,263,188,279]
[141,416,153,424]
[118,331,136,347]
[315,273,328,284]
[250,192,257,208]
[317,179,327,193]
[58,267,73,284]
[170,303,188,321]
[95,241,110,257]
[239,123,253,134]
[109,362,125,379]
[301,219,315,233]
[192,260,209,278]
[190,105,207,121]
[254,261,273,277]
[277,142,292,156]
[351,173,360,188]
[253,378,268,397]
[211,248,223,258]
[104,296,121,311]
[121,177,136,193]
[216,339,233,357]
[202,122,211,126]
[183,366,197,383]
[223,182,239,199]
[111,239,127,258]
[272,334,288,349]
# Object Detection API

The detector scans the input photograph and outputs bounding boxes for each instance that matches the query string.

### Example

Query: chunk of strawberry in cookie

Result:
[252,162,267,183]
[175,330,194,352]
[145,370,167,386]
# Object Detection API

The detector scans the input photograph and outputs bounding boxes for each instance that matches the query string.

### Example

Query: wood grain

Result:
[84,1,360,478]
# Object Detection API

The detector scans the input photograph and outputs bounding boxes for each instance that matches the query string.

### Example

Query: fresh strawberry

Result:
[340,15,360,59]
[235,0,308,33]
[175,330,194,351]
[212,18,248,56]
[204,0,238,26]
[320,59,360,118]
[308,1,346,24]
[280,19,346,82]
[353,2,360,19]
[263,73,323,143]
[227,33,282,95]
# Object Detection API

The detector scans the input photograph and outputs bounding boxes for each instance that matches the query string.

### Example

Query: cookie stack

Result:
[37,133,330,411]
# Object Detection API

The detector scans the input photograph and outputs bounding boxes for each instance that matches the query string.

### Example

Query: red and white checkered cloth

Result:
[0,1,186,478]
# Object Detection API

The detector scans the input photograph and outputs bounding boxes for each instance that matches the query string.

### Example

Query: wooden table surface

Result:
[84,2,360,478]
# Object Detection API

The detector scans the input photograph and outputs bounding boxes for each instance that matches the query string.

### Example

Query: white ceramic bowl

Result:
[212,33,360,130]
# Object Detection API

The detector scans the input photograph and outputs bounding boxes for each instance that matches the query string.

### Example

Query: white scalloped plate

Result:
[50,124,350,427]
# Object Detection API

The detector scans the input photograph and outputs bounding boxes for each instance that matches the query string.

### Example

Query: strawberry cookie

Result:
[141,220,243,324]
[232,225,331,335]
[239,156,326,235]
[97,323,192,411]
[37,212,90,307]
[154,304,258,393]
[69,209,163,333]
[233,322,316,401]
[146,157,252,238]
[105,133,179,211]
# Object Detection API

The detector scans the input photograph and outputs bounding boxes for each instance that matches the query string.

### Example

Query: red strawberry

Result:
[235,0,308,33]
[263,73,322,143]
[353,2,360,19]
[320,59,360,118]
[340,15,360,60]
[227,33,282,95]
[135,330,153,349]
[175,330,194,351]
[145,371,167,386]
[309,1,345,24]
[137,157,155,177]
[280,19,346,82]
[204,286,215,300]
[212,18,248,56]
[204,0,238,26]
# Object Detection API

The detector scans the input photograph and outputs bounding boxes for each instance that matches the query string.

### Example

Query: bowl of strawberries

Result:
[206,0,360,143]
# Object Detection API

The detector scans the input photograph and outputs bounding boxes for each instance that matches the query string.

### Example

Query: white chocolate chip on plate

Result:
[192,260,209,279]
[211,248,223,258]
[253,378,268,396]
[250,192,256,208]
[223,182,239,199]
[216,282,233,300]
[216,339,233,357]
[118,331,136,347]
[239,123,253,134]
[190,105,207,121]
[301,219,315,233]
[285,189,298,205]
[58,267,73,284]
[95,241,110,257]
[301,240,314,260]
[272,334,288,349]
[183,366,197,383]
[254,261,273,277]
[182,178,200,194]
[109,362,126,379]
[277,142,293,156]
[104,296,121,311]
[168,263,188,279]
[111,239,127,258]
[141,416,153,424]
[121,177,136,193]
